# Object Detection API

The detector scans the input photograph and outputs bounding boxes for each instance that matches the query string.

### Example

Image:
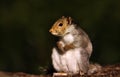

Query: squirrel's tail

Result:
[88,63,102,75]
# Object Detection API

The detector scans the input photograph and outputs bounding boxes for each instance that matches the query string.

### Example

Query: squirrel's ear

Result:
[67,17,72,25]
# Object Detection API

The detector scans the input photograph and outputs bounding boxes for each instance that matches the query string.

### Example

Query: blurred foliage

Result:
[0,0,120,74]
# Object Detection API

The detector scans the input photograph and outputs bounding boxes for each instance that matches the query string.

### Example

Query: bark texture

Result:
[0,64,120,77]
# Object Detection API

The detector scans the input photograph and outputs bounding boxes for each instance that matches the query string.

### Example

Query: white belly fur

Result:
[63,34,74,44]
[52,48,82,74]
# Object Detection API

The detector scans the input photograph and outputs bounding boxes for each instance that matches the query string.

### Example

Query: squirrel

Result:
[49,16,101,76]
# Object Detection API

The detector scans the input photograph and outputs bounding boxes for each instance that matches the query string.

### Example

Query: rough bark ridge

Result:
[0,64,120,77]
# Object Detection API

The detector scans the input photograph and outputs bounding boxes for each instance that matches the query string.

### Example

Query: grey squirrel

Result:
[49,16,101,76]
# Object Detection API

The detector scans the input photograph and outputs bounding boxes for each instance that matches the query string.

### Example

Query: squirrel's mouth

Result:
[51,32,57,35]
[51,32,64,37]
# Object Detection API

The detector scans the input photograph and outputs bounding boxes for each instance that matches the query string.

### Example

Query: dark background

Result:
[0,0,120,74]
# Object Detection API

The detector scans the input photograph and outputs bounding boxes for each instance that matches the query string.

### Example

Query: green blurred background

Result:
[0,0,120,74]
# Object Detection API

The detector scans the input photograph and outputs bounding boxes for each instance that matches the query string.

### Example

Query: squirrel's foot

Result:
[79,71,85,76]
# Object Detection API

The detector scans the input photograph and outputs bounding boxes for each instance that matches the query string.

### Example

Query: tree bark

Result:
[0,64,119,77]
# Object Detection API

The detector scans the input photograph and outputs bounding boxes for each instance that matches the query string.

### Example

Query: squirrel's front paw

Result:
[64,44,75,51]
[57,41,65,52]
[57,42,62,48]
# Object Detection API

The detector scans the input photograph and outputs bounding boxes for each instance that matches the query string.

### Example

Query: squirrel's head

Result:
[49,16,73,36]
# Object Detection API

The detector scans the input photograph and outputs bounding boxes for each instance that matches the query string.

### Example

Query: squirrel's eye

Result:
[58,23,63,26]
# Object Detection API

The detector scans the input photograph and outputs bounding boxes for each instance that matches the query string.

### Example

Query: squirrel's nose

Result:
[49,29,52,33]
